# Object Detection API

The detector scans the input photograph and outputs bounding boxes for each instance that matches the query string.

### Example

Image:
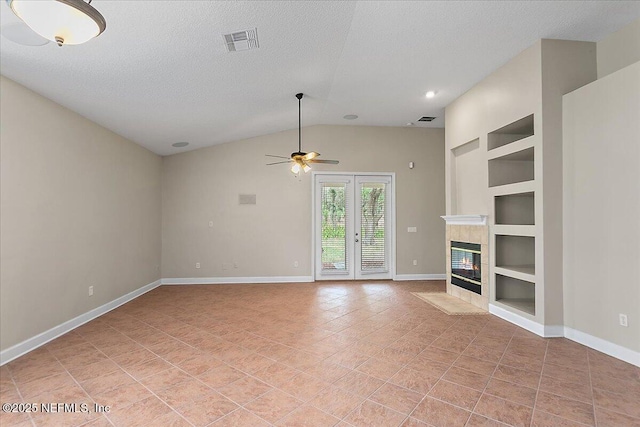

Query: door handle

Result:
[355,239,359,242]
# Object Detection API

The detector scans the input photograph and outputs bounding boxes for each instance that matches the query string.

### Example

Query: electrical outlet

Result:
[208,221,213,227]
[233,262,239,269]
[407,227,417,233]
[413,260,418,266]
[88,286,94,296]
[294,261,299,268]
[195,262,200,269]
[619,313,628,327]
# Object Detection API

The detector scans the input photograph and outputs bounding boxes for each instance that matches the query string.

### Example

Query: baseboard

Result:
[489,305,639,366]
[161,276,314,285]
[489,304,544,336]
[394,274,446,281]
[489,304,562,338]
[162,275,446,285]
[0,279,161,366]
[544,325,565,337]
[564,327,640,368]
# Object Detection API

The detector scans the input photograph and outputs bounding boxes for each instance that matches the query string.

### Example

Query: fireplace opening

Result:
[451,241,481,294]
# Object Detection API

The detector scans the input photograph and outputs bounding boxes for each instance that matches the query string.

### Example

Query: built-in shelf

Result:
[488,147,534,187]
[496,235,535,267]
[495,298,536,316]
[495,274,536,315]
[494,265,535,282]
[495,192,535,225]
[489,181,535,197]
[493,225,535,237]
[488,114,534,151]
[489,114,538,319]
[487,135,536,161]
[441,215,488,225]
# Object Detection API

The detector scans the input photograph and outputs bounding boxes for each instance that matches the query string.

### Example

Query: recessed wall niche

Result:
[488,114,534,150]
[451,138,483,214]
[495,192,535,225]
[488,147,534,187]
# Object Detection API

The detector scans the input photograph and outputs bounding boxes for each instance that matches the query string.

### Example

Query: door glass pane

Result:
[321,183,347,272]
[360,182,386,271]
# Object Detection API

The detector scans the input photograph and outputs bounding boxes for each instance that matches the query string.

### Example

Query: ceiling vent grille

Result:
[418,116,436,122]
[223,28,259,52]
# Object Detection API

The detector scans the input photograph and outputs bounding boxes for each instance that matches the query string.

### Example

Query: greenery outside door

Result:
[314,174,392,280]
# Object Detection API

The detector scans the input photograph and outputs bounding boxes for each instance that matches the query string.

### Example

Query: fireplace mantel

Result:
[441,215,488,226]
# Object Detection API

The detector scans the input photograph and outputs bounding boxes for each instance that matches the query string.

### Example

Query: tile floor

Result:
[1,281,639,427]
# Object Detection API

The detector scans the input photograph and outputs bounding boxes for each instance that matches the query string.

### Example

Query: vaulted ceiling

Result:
[2,1,639,155]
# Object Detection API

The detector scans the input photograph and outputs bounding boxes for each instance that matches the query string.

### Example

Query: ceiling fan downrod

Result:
[296,93,303,155]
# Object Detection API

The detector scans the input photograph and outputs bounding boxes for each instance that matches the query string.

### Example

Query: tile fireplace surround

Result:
[442,216,489,311]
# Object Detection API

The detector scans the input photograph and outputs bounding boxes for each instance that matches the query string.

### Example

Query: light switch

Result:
[408,227,417,233]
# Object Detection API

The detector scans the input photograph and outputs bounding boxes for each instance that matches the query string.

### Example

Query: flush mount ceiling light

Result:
[7,0,106,47]
[425,91,436,99]
[172,142,189,148]
[1,22,49,46]
[343,114,358,120]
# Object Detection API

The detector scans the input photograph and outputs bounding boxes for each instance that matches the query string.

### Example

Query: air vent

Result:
[223,28,259,52]
[418,116,436,122]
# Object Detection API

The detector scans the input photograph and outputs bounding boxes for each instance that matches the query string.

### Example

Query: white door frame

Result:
[311,171,396,281]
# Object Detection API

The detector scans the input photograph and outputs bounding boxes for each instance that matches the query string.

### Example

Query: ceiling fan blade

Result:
[265,154,290,159]
[266,161,292,165]
[303,151,320,161]
[309,159,339,164]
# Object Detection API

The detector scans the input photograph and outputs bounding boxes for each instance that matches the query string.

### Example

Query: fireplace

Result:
[451,241,482,294]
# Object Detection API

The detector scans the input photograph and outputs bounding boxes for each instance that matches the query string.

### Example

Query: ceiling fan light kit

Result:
[266,93,339,174]
[7,0,106,46]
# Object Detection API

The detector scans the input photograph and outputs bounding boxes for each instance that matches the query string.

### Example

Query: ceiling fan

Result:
[266,93,339,174]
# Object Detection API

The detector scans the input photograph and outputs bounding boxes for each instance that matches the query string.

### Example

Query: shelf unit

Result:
[445,39,598,334]
[489,115,538,317]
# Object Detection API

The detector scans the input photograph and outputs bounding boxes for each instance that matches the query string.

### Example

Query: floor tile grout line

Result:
[56,341,179,426]
[587,350,598,426]
[534,346,602,426]
[109,324,286,426]
[403,315,485,425]
[119,303,363,426]
[586,387,640,421]
[527,336,549,427]
[83,341,198,425]
[5,364,38,427]
[305,305,450,425]
[465,321,514,426]
[43,346,118,427]
[70,321,231,426]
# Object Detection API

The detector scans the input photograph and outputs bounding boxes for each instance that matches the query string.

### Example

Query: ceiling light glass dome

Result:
[7,0,106,46]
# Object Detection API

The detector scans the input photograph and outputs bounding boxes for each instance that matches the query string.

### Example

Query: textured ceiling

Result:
[1,1,639,155]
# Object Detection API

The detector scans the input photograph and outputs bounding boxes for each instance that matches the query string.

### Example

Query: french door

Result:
[314,174,393,280]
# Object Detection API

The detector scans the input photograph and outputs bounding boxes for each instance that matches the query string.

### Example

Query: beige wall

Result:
[597,18,640,79]
[0,77,162,351]
[162,125,445,279]
[540,40,598,326]
[445,41,543,216]
[563,61,640,352]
